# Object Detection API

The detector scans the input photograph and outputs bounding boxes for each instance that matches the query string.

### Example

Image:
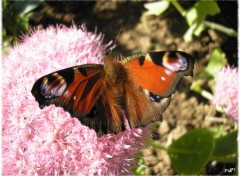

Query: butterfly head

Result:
[103,56,125,82]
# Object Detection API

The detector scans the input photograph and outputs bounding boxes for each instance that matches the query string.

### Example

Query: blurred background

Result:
[3,1,238,175]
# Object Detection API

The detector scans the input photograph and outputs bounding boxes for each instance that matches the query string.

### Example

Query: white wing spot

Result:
[73,95,76,101]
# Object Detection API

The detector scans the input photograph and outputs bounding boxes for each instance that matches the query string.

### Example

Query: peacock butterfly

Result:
[31,51,195,135]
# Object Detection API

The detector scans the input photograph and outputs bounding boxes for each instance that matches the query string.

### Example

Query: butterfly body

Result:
[32,51,195,135]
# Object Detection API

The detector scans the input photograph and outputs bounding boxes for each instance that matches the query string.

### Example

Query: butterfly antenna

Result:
[108,26,122,56]
[79,25,104,52]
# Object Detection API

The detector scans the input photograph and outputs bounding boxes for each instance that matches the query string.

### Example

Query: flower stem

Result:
[170,0,186,16]
[145,139,167,150]
[152,142,167,150]
[203,20,237,37]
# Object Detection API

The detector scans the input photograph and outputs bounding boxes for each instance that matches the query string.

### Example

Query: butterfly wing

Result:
[32,62,127,135]
[32,52,195,135]
[31,64,104,119]
[122,51,194,96]
[121,51,195,128]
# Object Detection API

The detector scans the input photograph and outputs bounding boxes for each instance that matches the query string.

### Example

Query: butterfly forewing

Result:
[32,62,127,135]
[122,51,194,97]
[31,64,103,116]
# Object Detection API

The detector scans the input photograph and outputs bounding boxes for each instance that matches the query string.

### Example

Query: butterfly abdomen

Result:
[98,57,129,133]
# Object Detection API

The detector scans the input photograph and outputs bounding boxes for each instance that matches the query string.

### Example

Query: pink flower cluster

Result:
[2,25,150,175]
[211,66,238,122]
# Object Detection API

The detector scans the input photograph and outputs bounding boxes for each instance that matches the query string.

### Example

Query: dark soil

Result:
[27,1,238,175]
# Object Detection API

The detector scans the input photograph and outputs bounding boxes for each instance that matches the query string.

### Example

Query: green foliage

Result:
[167,128,214,175]
[3,0,43,52]
[185,1,220,25]
[212,130,237,162]
[147,128,238,175]
[144,1,170,16]
[191,48,227,100]
[202,48,227,78]
[144,0,237,41]
[13,1,43,16]
[184,0,220,41]
[132,152,146,175]
[211,125,228,138]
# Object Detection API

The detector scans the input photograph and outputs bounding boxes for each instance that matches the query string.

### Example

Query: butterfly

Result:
[31,51,195,135]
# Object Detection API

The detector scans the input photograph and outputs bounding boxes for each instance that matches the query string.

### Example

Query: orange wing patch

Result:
[59,68,103,114]
[124,59,177,96]
[123,51,194,97]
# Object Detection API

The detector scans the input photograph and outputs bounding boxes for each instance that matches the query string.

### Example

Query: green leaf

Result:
[2,28,12,54]
[184,0,220,41]
[204,48,227,78]
[195,48,226,79]
[185,0,220,26]
[167,128,214,175]
[13,0,43,16]
[212,130,237,162]
[190,80,214,100]
[211,125,228,138]
[144,1,170,16]
[193,23,206,36]
[183,22,197,41]
[190,48,227,99]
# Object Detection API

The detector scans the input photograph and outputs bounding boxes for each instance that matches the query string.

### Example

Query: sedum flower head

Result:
[2,24,150,175]
[211,66,238,122]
